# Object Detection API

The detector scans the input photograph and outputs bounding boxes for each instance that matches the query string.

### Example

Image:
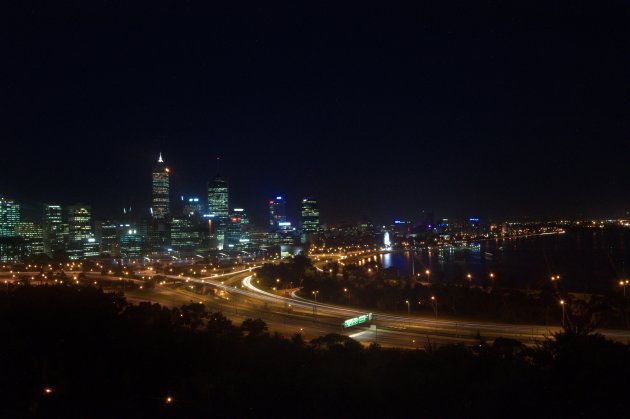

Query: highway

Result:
[146,253,630,348]
[6,252,630,349]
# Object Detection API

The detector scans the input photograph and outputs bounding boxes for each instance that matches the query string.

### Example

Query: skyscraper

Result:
[119,228,142,259]
[301,197,319,242]
[207,176,229,217]
[68,204,93,243]
[67,204,94,259]
[95,220,118,256]
[43,204,63,256]
[0,197,20,237]
[181,196,204,217]
[152,152,170,219]
[225,208,250,248]
[268,196,286,231]
[208,173,229,250]
[15,221,44,255]
[170,217,199,252]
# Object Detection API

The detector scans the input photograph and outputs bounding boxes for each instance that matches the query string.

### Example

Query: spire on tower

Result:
[158,152,164,163]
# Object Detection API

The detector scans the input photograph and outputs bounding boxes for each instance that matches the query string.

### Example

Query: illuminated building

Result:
[82,237,100,258]
[225,208,250,248]
[208,175,229,249]
[171,217,199,252]
[391,219,412,237]
[152,152,170,219]
[466,217,481,236]
[43,204,63,256]
[0,237,29,263]
[15,221,44,255]
[269,196,286,231]
[207,176,229,217]
[300,197,319,243]
[119,228,142,259]
[0,197,20,237]
[95,220,118,256]
[68,204,92,242]
[181,196,204,217]
[67,204,94,259]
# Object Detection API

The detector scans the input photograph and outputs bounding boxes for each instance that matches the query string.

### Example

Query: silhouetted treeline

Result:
[1,285,630,417]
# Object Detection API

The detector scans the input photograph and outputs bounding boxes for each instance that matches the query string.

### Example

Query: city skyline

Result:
[3,3,630,416]
[3,149,630,225]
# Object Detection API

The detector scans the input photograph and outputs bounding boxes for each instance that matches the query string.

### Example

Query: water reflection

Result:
[373,229,630,293]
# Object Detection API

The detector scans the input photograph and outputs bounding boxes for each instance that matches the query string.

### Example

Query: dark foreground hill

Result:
[1,285,629,418]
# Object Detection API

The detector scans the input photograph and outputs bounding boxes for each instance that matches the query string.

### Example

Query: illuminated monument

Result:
[383,231,391,250]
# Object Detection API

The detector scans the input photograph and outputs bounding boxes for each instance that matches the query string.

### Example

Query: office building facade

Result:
[0,197,20,237]
[43,204,63,256]
[152,153,170,219]
[268,196,286,231]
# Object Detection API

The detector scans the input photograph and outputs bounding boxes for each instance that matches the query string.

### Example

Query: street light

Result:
[425,269,430,283]
[405,300,410,316]
[620,279,629,297]
[560,300,566,327]
[430,296,438,320]
[431,296,437,320]
[312,290,319,303]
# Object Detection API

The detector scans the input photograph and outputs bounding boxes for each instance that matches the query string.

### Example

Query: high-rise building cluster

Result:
[0,153,321,263]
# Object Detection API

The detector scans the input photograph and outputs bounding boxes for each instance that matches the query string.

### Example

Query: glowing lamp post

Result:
[430,296,438,320]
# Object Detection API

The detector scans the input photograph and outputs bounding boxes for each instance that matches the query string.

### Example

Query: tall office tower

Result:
[43,204,63,255]
[207,176,229,217]
[268,196,286,231]
[181,196,205,217]
[300,197,319,234]
[15,221,44,254]
[119,227,142,259]
[225,208,250,248]
[95,220,118,256]
[170,217,198,252]
[208,173,229,250]
[232,208,249,228]
[300,197,319,244]
[68,204,93,242]
[0,197,20,237]
[152,152,170,219]
[67,204,94,259]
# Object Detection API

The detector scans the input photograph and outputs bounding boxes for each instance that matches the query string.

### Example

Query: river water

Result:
[378,229,630,293]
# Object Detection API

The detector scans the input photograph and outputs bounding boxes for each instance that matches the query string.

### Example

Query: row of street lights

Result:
[405,296,438,320]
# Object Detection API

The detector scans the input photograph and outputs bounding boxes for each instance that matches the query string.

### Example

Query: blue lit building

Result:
[269,196,286,231]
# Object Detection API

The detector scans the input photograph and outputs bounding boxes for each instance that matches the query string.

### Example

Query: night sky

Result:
[3,1,630,224]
